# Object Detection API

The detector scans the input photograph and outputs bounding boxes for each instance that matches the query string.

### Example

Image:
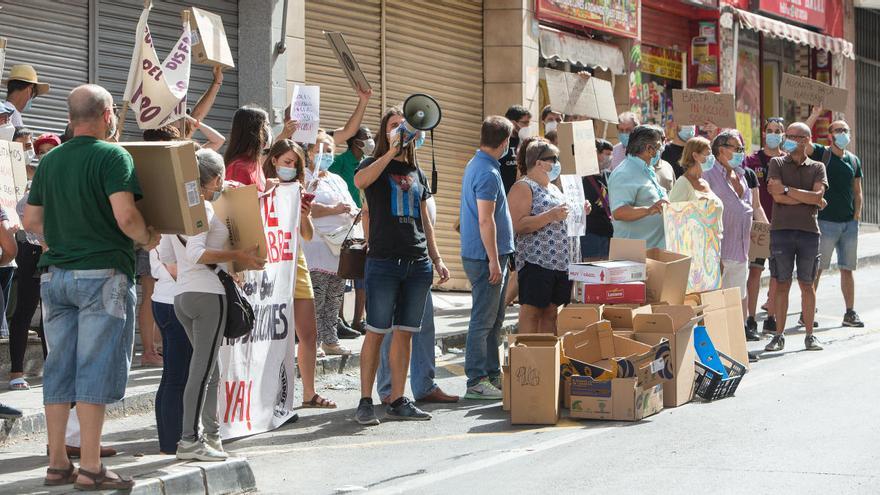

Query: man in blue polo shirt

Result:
[459,116,515,400]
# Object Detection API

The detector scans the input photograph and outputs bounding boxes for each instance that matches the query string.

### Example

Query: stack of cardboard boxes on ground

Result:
[505,239,749,425]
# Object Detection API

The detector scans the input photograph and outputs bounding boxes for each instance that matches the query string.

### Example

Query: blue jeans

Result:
[364,257,433,333]
[41,267,136,404]
[462,255,510,388]
[377,292,437,400]
[819,219,859,271]
[580,232,611,260]
[153,301,192,454]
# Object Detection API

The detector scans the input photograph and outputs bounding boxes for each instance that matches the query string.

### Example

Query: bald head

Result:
[68,84,113,126]
[788,122,812,137]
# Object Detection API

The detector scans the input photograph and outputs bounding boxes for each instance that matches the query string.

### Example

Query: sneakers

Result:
[797,312,819,328]
[356,397,380,426]
[805,334,824,351]
[464,379,503,400]
[745,317,760,341]
[762,316,777,335]
[176,438,228,462]
[843,310,865,328]
[0,402,22,419]
[765,334,785,352]
[386,397,432,421]
[336,319,361,339]
[489,374,503,391]
[204,433,224,453]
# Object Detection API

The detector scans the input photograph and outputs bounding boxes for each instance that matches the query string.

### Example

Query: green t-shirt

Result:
[328,148,362,207]
[28,136,143,278]
[811,144,862,222]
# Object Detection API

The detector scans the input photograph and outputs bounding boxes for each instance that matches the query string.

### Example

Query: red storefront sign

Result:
[535,0,640,39]
[758,0,827,31]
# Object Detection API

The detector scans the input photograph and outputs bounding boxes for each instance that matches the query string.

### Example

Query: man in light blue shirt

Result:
[608,125,668,249]
[459,116,515,400]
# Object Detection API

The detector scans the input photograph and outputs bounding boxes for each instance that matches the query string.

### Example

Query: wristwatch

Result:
[783,186,790,195]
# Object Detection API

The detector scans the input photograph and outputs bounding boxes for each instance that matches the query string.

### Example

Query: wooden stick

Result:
[116,101,129,142]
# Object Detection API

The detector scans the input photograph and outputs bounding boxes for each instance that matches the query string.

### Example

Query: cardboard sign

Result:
[544,69,618,123]
[556,121,599,177]
[749,221,771,260]
[289,85,321,144]
[188,7,235,69]
[559,175,586,237]
[212,184,268,272]
[324,31,371,93]
[7,141,28,200]
[0,141,24,226]
[672,89,736,129]
[780,73,847,113]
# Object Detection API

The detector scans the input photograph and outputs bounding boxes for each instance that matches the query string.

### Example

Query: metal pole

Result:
[380,0,387,112]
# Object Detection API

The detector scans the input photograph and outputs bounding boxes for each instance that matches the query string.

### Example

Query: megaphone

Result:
[401,93,442,193]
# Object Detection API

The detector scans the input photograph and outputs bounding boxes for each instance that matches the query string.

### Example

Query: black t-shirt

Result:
[357,158,431,259]
[499,135,520,194]
[743,167,758,189]
[662,143,685,178]
[581,174,613,238]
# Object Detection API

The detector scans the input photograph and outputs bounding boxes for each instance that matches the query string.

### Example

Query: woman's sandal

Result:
[301,394,337,409]
[9,377,29,390]
[43,463,77,486]
[73,464,134,491]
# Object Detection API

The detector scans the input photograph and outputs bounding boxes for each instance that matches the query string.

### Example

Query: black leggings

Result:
[9,242,46,374]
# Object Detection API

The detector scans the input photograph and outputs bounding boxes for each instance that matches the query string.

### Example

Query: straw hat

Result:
[7,65,50,96]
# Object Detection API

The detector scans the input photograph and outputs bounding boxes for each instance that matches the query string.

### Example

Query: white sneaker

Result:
[464,379,503,400]
[204,433,224,453]
[176,438,228,462]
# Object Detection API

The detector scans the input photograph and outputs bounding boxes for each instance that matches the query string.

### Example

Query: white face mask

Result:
[518,126,532,140]
[545,120,559,133]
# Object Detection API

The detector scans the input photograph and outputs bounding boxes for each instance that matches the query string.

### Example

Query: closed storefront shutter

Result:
[642,6,691,52]
[385,0,483,290]
[96,0,240,141]
[856,8,880,224]
[0,0,90,134]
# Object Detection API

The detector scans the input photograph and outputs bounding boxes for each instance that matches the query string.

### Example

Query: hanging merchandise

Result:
[692,22,719,87]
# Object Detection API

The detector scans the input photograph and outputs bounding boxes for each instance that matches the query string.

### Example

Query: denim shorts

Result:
[364,257,433,334]
[41,267,136,404]
[819,219,859,271]
[769,230,820,284]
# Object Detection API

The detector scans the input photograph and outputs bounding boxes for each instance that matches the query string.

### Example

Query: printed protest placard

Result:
[290,85,320,144]
[560,175,586,237]
[324,31,370,93]
[749,221,771,261]
[672,89,736,129]
[780,73,848,113]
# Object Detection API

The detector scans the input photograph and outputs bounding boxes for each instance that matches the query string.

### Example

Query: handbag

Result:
[319,223,351,256]
[337,210,367,280]
[177,236,255,339]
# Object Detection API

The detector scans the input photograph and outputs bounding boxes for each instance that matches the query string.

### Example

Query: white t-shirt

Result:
[301,172,358,274]
[149,249,176,305]
[0,100,23,128]
[158,201,228,296]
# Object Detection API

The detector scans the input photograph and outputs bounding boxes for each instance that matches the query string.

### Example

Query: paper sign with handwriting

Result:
[289,85,320,144]
[672,89,736,129]
[749,221,771,261]
[780,73,848,113]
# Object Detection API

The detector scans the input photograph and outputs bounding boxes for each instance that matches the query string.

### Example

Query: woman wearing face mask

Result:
[161,149,266,461]
[663,124,696,178]
[224,106,272,192]
[262,136,339,408]
[670,136,723,205]
[508,140,572,333]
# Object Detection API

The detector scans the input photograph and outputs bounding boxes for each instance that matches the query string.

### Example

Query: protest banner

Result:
[780,73,848,113]
[544,68,618,123]
[188,7,235,69]
[324,32,371,93]
[749,221,771,261]
[556,121,599,177]
[663,199,722,294]
[672,89,736,129]
[218,183,301,440]
[560,175,586,237]
[122,2,192,130]
[290,85,321,144]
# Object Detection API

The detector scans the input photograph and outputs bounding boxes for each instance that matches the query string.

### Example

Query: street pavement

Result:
[2,261,879,494]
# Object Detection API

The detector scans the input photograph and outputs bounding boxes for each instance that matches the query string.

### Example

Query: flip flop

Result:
[9,378,29,391]
[301,394,337,409]
[44,463,77,486]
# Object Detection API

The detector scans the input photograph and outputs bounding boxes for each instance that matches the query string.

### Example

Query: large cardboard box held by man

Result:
[633,305,702,407]
[121,141,208,236]
[509,335,561,425]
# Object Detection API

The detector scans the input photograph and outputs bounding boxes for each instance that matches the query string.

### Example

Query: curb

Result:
[126,458,256,495]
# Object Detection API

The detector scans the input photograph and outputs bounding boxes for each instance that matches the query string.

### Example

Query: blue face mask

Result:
[414,132,426,149]
[701,154,716,172]
[208,188,222,202]
[277,166,297,182]
[23,98,33,112]
[765,133,783,150]
[782,138,798,153]
[317,152,334,171]
[547,161,562,182]
[730,152,745,168]
[619,132,630,147]
[500,139,510,159]
[678,126,696,141]
[649,146,664,168]
[834,132,851,149]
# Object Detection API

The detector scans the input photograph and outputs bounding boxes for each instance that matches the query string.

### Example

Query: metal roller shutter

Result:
[96,0,240,141]
[385,0,483,290]
[0,0,90,134]
[641,6,691,52]
[304,0,383,140]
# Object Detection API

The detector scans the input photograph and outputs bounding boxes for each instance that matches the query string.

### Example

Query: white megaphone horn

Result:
[401,93,442,193]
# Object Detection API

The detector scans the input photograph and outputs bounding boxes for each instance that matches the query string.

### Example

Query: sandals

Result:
[74,464,134,491]
[302,394,337,409]
[321,343,352,356]
[44,463,77,486]
[9,377,29,390]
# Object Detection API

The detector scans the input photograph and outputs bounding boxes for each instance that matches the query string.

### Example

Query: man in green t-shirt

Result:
[24,84,159,490]
[329,125,373,208]
[805,108,864,328]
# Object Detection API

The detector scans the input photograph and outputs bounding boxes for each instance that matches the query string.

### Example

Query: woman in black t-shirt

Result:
[352,107,450,424]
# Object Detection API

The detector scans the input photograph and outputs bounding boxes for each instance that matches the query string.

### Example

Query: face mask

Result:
[500,139,510,159]
[107,114,118,140]
[317,152,334,171]
[765,133,783,149]
[701,154,716,172]
[0,123,14,141]
[834,132,851,149]
[599,155,612,170]
[650,146,664,168]
[277,166,297,182]
[730,152,745,168]
[360,138,375,155]
[26,149,36,163]
[414,132,426,149]
[678,126,696,141]
[23,99,33,112]
[618,132,630,147]
[208,187,222,202]
[545,121,558,133]
[518,126,531,140]
[782,139,798,153]
[547,160,562,182]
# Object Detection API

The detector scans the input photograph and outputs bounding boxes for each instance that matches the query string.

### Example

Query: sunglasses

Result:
[785,134,809,141]
[722,144,745,153]
[539,155,559,163]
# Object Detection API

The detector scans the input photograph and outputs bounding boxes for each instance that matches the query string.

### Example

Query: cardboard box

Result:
[211,184,268,272]
[544,68,618,123]
[602,304,652,332]
[749,221,771,261]
[568,259,646,284]
[502,365,510,412]
[633,305,702,407]
[120,141,208,236]
[555,121,599,177]
[567,376,664,421]
[672,89,736,129]
[509,335,560,425]
[645,248,691,305]
[580,282,646,305]
[188,7,235,69]
[556,304,602,336]
[324,31,371,93]
[686,289,749,369]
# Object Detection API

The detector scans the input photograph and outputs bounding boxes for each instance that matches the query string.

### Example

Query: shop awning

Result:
[725,7,854,60]
[539,26,627,75]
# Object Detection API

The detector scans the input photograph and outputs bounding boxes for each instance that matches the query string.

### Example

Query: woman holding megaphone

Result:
[352,108,450,425]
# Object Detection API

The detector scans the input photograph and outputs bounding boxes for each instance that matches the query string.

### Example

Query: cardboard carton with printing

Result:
[509,334,561,425]
[686,288,749,369]
[187,7,235,69]
[556,304,603,336]
[567,375,664,421]
[120,141,208,236]
[633,305,702,407]
[579,282,646,305]
[211,184,268,272]
[569,238,647,284]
